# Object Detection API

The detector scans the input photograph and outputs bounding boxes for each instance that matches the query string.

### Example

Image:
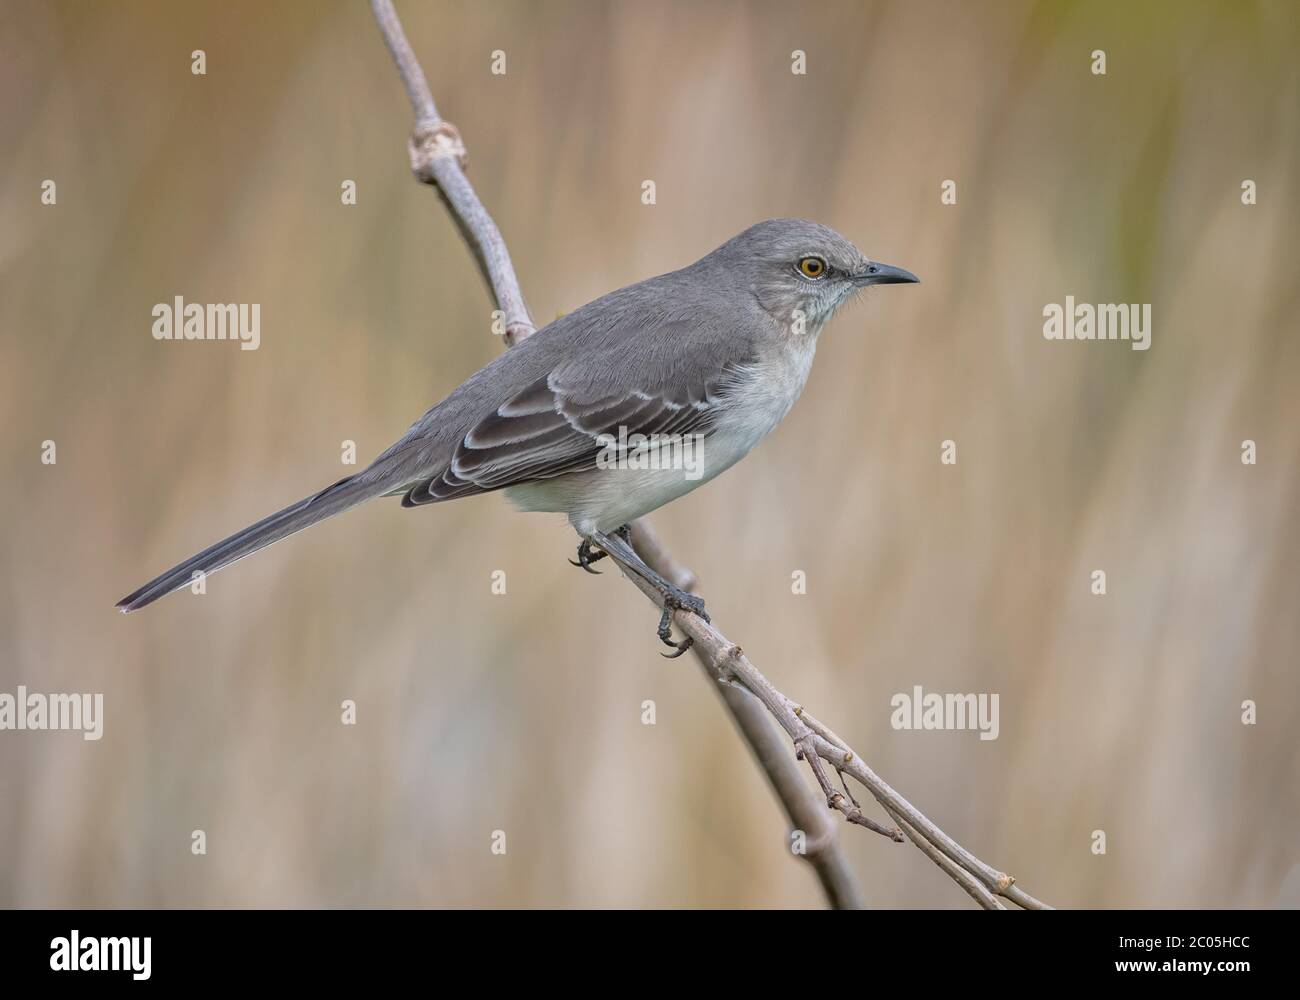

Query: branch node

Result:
[408,120,468,181]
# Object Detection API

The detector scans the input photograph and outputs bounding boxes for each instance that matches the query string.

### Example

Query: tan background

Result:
[1,0,1297,907]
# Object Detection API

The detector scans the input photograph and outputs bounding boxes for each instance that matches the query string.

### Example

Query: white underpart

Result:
[504,332,820,534]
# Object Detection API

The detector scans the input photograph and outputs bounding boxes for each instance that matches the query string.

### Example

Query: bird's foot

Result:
[568,538,607,574]
[657,588,709,659]
[575,525,702,656]
[567,524,633,575]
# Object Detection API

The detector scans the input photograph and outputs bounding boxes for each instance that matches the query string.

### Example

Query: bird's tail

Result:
[115,474,386,613]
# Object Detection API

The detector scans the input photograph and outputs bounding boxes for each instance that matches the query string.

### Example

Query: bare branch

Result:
[885,806,1006,910]
[795,735,902,840]
[610,557,1053,910]
[369,0,438,125]
[370,0,534,345]
[630,517,871,905]
[368,0,867,909]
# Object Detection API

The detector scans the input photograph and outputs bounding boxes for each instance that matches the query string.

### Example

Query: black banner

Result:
[0,909,1277,986]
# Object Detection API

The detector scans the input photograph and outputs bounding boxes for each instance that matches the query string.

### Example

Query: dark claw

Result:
[568,538,607,574]
[576,527,709,657]
[657,589,709,658]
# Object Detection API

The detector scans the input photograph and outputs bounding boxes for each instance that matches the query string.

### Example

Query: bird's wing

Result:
[400,362,733,507]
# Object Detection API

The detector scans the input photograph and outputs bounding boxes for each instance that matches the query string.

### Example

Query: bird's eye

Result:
[798,256,827,279]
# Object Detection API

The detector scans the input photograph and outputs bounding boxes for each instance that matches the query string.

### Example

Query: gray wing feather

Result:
[400,371,721,506]
[354,263,765,507]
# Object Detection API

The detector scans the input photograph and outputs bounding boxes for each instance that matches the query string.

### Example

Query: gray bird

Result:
[117,218,917,653]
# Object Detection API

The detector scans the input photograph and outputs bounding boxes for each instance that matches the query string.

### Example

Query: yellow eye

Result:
[799,256,826,279]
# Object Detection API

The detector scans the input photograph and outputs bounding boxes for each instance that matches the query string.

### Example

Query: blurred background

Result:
[1,0,1297,908]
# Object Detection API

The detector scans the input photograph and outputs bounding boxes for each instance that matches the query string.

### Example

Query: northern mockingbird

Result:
[118,218,917,653]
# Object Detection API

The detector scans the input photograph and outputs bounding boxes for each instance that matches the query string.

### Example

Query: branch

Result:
[368,0,1049,910]
[632,526,866,910]
[369,0,534,346]
[612,560,1053,911]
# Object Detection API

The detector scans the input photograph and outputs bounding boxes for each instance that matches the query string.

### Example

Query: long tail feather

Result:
[115,475,381,613]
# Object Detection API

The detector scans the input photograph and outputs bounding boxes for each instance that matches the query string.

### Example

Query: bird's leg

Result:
[567,523,634,574]
[586,528,709,658]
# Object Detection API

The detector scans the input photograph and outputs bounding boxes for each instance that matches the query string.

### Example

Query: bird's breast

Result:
[713,334,819,456]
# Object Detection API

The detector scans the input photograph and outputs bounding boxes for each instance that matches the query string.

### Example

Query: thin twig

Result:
[369,0,438,125]
[368,0,866,909]
[795,735,902,841]
[886,806,1006,910]
[620,582,1053,910]
[370,0,534,345]
[798,706,1050,907]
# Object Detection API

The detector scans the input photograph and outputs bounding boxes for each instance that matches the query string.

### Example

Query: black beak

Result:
[853,261,920,286]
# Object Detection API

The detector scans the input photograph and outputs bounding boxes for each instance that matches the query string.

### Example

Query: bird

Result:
[117,218,918,654]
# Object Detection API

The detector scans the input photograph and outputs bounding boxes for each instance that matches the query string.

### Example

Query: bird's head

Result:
[707,218,918,334]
